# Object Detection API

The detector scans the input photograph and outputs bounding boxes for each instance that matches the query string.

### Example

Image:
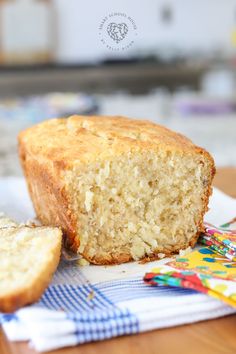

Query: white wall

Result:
[3,0,236,63]
[53,0,236,63]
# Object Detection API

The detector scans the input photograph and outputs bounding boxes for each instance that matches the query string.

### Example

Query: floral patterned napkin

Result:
[144,221,236,307]
[200,219,236,261]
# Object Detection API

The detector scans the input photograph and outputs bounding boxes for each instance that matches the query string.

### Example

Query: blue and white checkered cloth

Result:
[1,261,235,352]
[1,178,236,352]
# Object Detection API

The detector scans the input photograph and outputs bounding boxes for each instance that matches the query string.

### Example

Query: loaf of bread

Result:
[18,115,215,264]
[0,220,62,313]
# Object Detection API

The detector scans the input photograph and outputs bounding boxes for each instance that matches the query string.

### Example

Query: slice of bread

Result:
[0,221,62,313]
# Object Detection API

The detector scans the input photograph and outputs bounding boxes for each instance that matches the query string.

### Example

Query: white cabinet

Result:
[0,0,52,65]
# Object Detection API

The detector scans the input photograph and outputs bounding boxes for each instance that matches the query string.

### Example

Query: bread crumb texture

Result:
[0,224,62,312]
[18,115,215,264]
[0,214,18,228]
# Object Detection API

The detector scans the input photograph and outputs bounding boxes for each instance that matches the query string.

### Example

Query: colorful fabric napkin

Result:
[144,221,236,308]
[200,220,236,261]
[144,247,236,307]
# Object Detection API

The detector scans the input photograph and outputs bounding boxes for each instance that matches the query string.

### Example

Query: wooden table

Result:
[1,167,236,354]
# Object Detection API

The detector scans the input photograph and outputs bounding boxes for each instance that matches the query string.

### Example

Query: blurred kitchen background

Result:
[0,0,236,176]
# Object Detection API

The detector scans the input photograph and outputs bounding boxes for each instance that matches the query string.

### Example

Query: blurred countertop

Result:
[0,62,208,97]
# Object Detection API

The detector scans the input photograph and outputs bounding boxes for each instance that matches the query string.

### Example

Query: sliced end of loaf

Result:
[0,224,62,313]
[65,147,214,264]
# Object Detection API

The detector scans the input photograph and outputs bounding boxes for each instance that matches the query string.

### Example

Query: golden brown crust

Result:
[0,229,62,313]
[19,143,79,251]
[18,115,215,265]
[18,115,210,168]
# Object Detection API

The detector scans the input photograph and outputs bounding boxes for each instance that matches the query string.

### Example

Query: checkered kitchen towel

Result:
[0,178,236,352]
